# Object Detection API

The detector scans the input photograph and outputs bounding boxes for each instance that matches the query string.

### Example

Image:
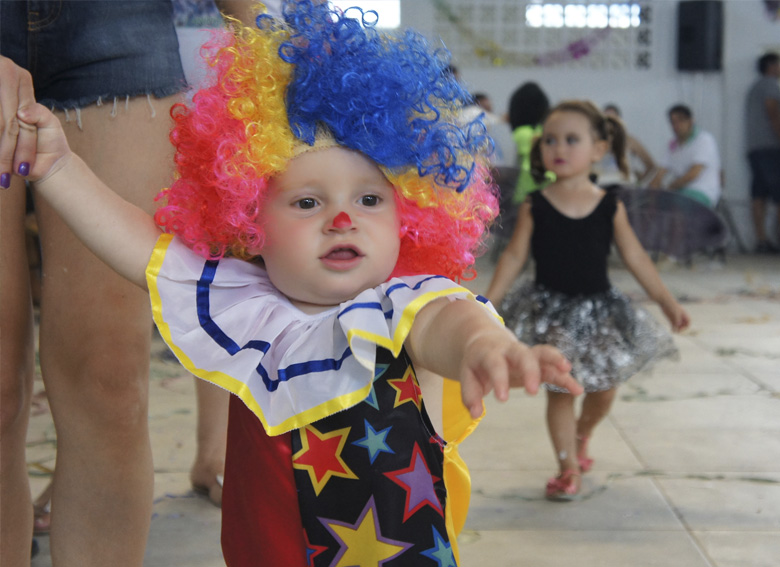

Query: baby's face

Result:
[258,147,401,314]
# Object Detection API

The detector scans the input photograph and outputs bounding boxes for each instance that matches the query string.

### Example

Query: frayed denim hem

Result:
[42,84,189,130]
[39,83,188,113]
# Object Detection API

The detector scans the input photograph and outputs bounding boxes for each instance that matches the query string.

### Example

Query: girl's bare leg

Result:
[190,379,229,507]
[545,390,580,476]
[35,95,178,567]
[0,180,36,566]
[576,388,618,439]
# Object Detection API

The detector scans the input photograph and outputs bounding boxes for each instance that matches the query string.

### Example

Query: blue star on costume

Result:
[420,527,456,567]
[362,363,390,411]
[352,419,395,464]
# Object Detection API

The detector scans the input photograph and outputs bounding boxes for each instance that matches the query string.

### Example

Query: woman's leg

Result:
[0,180,36,566]
[190,379,229,507]
[35,95,178,567]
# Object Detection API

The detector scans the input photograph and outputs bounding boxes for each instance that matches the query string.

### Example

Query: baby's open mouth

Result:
[322,247,361,260]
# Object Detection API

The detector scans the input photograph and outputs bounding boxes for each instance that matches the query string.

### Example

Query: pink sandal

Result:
[577,435,594,473]
[545,469,581,501]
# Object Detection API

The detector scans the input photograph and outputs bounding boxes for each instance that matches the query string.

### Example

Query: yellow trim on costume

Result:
[146,234,374,436]
[345,285,488,369]
[441,378,484,563]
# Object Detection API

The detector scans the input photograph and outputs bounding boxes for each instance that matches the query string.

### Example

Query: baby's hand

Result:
[459,329,581,418]
[0,56,71,188]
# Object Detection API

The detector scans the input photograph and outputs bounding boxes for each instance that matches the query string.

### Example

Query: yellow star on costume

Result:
[293,425,357,496]
[388,366,422,411]
[322,496,412,567]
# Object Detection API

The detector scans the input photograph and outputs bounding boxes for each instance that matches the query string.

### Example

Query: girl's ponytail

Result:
[605,115,629,179]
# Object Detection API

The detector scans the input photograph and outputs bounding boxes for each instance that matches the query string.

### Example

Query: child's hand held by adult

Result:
[0,56,71,188]
[14,104,72,184]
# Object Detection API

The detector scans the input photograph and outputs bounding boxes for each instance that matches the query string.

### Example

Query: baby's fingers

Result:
[460,369,488,419]
[506,345,542,394]
[532,345,582,395]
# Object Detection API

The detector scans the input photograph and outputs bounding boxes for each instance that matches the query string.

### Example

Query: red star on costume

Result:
[387,366,422,411]
[293,425,357,496]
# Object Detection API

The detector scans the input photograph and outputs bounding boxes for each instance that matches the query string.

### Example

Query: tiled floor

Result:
[28,251,780,566]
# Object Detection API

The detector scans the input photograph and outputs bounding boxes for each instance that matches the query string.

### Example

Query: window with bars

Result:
[431,0,653,70]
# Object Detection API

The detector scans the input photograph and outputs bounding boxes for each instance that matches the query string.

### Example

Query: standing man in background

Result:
[745,52,780,253]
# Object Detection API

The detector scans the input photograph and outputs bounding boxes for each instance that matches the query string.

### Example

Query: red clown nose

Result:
[332,212,352,229]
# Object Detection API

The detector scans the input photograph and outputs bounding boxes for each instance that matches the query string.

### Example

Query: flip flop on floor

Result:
[192,474,223,508]
[33,500,51,535]
[33,482,53,535]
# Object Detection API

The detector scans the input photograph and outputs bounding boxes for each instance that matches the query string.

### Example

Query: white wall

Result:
[403,0,780,248]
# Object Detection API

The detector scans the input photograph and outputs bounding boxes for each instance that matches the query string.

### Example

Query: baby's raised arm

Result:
[0,57,161,289]
[406,297,582,418]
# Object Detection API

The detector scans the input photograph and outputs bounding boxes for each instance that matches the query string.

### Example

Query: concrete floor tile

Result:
[694,531,780,567]
[621,371,763,402]
[466,471,682,531]
[657,474,780,530]
[610,395,780,430]
[457,530,712,567]
[462,418,641,473]
[619,427,780,472]
[146,490,223,567]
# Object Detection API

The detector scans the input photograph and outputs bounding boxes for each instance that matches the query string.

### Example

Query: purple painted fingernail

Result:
[18,162,30,176]
[0,173,11,189]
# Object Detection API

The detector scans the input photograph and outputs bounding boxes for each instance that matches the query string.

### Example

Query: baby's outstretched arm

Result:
[0,59,161,289]
[406,298,582,418]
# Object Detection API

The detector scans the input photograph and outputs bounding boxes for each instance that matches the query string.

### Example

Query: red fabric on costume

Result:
[221,395,307,566]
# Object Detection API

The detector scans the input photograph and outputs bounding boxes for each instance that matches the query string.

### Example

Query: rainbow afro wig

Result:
[155,0,498,281]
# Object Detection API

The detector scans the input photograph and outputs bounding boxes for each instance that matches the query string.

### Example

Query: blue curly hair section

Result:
[262,0,491,192]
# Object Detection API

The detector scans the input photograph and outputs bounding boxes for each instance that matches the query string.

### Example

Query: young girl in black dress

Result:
[486,100,690,500]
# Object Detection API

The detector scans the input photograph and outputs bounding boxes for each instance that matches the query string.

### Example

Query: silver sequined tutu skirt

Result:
[500,281,678,393]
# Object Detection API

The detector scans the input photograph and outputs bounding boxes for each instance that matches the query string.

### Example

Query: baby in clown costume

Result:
[0,1,581,564]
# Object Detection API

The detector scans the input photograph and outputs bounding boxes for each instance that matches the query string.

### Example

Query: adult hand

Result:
[0,56,37,188]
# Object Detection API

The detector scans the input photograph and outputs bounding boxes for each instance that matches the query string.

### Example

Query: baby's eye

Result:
[360,194,380,207]
[295,197,318,210]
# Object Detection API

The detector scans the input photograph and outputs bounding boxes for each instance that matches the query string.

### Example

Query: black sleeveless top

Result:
[530,189,617,295]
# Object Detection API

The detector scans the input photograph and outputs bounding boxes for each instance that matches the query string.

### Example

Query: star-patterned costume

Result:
[147,235,491,566]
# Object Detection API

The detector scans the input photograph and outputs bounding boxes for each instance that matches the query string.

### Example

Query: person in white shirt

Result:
[650,104,721,208]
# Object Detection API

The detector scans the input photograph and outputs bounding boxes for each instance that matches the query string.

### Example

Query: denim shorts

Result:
[0,0,187,110]
[748,148,780,202]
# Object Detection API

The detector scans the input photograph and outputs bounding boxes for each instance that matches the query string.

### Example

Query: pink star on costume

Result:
[384,443,444,522]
